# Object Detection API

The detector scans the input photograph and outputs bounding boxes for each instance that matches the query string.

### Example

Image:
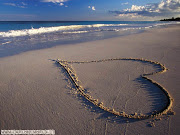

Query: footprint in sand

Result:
[56,58,174,120]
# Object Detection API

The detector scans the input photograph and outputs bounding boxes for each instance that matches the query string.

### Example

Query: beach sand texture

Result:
[0,26,180,134]
[57,57,173,119]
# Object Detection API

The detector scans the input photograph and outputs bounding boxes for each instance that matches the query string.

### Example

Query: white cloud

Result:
[88,6,96,11]
[4,3,27,8]
[130,5,145,11]
[42,0,68,3]
[42,0,69,7]
[92,6,96,10]
[110,0,180,19]
[118,13,140,18]
[4,3,16,7]
[60,3,64,6]
[22,2,27,6]
[121,2,129,5]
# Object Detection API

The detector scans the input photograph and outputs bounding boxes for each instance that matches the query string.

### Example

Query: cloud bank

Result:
[110,0,180,18]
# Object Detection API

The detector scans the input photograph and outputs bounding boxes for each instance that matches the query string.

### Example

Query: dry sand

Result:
[0,25,180,134]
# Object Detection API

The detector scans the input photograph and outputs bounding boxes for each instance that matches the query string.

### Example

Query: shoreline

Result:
[0,24,179,58]
[0,25,180,134]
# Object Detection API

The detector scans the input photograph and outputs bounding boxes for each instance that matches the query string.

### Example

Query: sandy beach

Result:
[0,25,180,135]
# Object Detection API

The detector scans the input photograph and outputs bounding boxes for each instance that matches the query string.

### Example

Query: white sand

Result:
[0,25,180,134]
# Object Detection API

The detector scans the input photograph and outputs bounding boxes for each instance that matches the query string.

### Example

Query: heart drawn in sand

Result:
[56,58,174,120]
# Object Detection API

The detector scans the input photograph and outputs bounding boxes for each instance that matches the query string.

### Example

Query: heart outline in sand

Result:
[56,58,174,120]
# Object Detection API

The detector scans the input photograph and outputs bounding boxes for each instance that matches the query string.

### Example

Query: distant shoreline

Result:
[160,17,180,21]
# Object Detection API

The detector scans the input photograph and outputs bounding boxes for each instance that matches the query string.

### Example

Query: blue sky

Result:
[0,0,179,21]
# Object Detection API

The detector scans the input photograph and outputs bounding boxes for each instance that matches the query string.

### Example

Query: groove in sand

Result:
[56,58,174,120]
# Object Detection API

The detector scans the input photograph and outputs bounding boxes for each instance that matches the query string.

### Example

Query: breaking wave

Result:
[0,24,128,38]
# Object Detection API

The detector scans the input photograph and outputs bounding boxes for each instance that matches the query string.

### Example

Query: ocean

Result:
[0,21,179,57]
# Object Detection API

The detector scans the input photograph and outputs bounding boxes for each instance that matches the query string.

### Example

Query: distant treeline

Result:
[160,17,180,21]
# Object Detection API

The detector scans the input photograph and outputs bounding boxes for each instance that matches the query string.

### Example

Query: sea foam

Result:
[0,24,128,37]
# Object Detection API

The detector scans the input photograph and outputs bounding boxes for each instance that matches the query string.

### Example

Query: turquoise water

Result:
[0,21,170,32]
[0,21,178,57]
